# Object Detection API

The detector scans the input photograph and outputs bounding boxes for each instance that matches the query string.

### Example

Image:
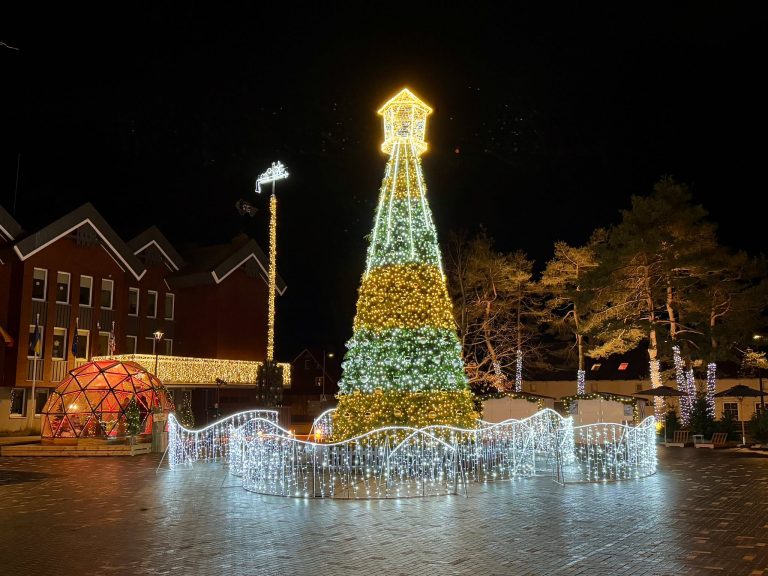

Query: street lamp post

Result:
[153,329,164,378]
[255,161,289,405]
[752,335,766,412]
[321,352,334,402]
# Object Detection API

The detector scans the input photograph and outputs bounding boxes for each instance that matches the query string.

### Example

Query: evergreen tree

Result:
[179,395,195,428]
[540,232,603,393]
[334,89,477,438]
[125,397,142,437]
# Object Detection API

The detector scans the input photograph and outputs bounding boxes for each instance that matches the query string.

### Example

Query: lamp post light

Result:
[321,352,334,402]
[153,329,164,378]
[255,161,289,406]
[752,334,765,412]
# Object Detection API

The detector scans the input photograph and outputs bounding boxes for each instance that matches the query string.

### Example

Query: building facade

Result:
[0,203,287,433]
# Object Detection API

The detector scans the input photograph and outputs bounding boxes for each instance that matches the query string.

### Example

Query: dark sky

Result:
[2,5,766,361]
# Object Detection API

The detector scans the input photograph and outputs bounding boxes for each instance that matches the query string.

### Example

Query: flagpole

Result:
[28,313,39,431]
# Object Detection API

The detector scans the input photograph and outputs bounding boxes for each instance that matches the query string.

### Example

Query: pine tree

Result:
[125,397,142,437]
[334,89,477,438]
[179,395,195,428]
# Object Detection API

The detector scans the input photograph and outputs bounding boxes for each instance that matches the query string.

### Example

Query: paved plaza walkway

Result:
[1,447,767,575]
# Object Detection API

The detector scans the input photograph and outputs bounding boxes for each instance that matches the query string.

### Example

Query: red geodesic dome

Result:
[41,360,174,440]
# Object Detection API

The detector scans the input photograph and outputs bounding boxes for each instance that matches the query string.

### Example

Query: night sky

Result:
[2,5,766,362]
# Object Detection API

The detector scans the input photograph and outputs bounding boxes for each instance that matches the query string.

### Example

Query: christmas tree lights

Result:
[335,88,476,437]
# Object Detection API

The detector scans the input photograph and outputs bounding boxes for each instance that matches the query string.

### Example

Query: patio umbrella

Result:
[633,385,686,442]
[714,384,763,446]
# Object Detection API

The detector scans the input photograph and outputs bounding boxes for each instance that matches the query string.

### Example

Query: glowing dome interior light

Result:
[41,360,173,439]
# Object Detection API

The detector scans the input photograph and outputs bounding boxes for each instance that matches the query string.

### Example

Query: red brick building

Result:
[0,203,286,432]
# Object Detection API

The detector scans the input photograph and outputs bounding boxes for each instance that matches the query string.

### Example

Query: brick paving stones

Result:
[1,448,767,575]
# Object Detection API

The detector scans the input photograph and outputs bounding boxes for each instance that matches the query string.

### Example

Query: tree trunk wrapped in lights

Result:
[334,89,477,439]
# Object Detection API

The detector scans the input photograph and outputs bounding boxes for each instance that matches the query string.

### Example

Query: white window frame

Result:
[27,324,44,359]
[97,331,110,357]
[723,402,739,420]
[164,293,175,320]
[79,275,93,307]
[34,388,49,417]
[164,338,173,356]
[75,329,90,360]
[56,271,71,304]
[128,287,140,317]
[145,337,156,355]
[9,388,27,418]
[100,278,114,310]
[32,267,48,301]
[147,290,158,318]
[52,327,67,360]
[126,335,137,354]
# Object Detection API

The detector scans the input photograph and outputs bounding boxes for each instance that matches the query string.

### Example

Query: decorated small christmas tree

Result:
[179,395,195,428]
[125,397,142,437]
[333,89,477,438]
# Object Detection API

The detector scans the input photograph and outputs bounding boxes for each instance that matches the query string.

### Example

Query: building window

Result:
[125,335,137,354]
[147,291,158,318]
[10,388,26,417]
[723,402,739,421]
[52,327,67,360]
[128,287,139,316]
[56,272,70,304]
[305,358,311,370]
[79,275,93,307]
[32,268,48,300]
[75,329,90,360]
[164,293,175,320]
[590,382,599,393]
[97,331,110,357]
[164,339,173,356]
[100,279,114,309]
[27,325,44,358]
[35,389,49,416]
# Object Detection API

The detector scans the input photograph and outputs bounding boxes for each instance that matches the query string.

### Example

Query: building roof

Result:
[128,226,186,271]
[12,203,146,280]
[0,204,22,242]
[168,234,286,293]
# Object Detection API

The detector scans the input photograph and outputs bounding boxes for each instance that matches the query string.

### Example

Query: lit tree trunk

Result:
[515,286,523,392]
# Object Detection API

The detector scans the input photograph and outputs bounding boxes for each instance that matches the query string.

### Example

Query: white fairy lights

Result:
[577,369,586,395]
[706,363,717,419]
[167,409,657,497]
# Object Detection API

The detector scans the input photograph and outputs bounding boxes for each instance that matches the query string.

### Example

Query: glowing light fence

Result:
[233,410,569,498]
[167,410,278,467]
[167,410,657,497]
[553,417,657,484]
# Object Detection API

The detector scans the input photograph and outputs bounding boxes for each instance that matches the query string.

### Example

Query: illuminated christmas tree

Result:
[333,88,477,439]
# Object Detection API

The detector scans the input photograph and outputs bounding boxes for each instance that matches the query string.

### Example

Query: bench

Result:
[665,430,690,447]
[694,432,728,449]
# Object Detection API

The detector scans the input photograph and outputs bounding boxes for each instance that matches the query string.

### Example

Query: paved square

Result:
[1,448,767,575]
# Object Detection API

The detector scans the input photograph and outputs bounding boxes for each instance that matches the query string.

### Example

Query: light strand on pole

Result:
[706,362,717,419]
[673,346,693,426]
[649,358,663,421]
[267,192,277,362]
[577,369,585,395]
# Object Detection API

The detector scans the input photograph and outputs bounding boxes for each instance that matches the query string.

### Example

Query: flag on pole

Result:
[108,321,116,356]
[71,317,79,359]
[30,314,42,357]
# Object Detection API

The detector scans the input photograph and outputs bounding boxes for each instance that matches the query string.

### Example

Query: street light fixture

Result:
[321,352,334,401]
[153,329,164,378]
